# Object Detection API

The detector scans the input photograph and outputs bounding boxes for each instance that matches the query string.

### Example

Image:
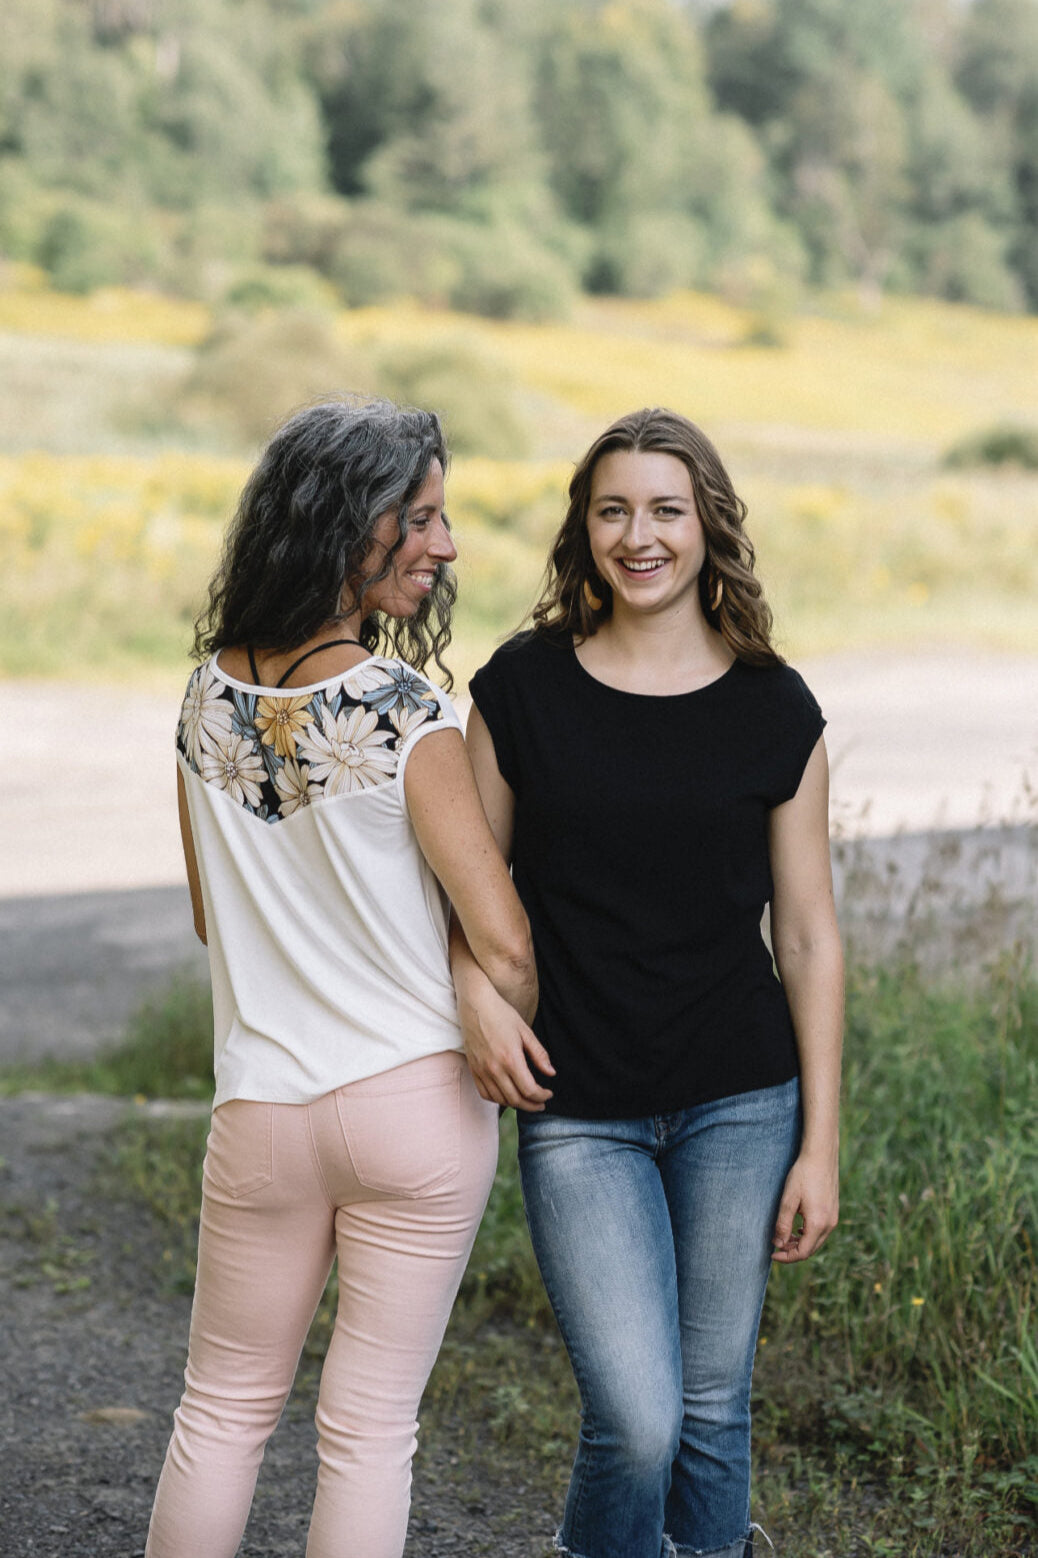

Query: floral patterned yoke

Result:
[177,658,448,823]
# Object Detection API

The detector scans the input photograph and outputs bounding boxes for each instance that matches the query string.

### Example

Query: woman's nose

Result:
[623,509,653,548]
[429,516,457,563]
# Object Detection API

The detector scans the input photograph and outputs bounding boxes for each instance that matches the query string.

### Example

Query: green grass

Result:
[11,947,1029,1554]
[0,973,214,1099]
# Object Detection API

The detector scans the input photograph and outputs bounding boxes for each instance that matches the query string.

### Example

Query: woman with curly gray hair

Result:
[147,398,536,1558]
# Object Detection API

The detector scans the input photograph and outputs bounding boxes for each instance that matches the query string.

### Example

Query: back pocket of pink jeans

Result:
[335,1057,461,1198]
[204,1101,274,1198]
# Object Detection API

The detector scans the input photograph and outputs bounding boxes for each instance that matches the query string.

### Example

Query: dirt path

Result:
[0,1093,557,1558]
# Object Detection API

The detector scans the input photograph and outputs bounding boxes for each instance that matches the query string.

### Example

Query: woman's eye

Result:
[597,505,626,518]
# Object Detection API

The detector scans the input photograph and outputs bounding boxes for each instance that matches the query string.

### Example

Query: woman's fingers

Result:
[771,1181,802,1262]
[525,1031,556,1077]
[771,1161,838,1263]
[466,1025,553,1111]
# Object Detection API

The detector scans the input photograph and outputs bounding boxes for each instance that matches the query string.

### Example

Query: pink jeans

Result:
[146,1050,498,1558]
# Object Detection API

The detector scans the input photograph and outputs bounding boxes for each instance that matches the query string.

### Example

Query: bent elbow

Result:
[773,923,843,973]
[498,926,537,986]
[471,909,534,978]
[480,926,539,1021]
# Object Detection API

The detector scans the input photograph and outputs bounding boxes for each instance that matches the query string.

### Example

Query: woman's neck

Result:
[575,604,733,696]
[221,616,370,690]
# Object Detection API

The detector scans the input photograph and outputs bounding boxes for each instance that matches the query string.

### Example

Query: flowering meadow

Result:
[2,281,1038,686]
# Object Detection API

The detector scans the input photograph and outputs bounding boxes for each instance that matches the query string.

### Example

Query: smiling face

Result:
[357,458,456,618]
[586,449,707,621]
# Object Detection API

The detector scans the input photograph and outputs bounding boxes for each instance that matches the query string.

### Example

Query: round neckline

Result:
[210,650,378,696]
[567,635,740,701]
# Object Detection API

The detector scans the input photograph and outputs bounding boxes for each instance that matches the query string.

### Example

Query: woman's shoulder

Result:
[354,657,458,724]
[473,628,569,686]
[731,658,823,724]
[362,654,444,693]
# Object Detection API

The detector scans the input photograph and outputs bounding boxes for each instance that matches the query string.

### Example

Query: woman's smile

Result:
[616,557,669,576]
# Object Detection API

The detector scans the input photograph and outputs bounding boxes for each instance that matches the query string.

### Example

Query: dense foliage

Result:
[1,0,1037,314]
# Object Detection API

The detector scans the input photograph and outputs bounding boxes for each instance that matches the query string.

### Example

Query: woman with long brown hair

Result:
[452,408,843,1558]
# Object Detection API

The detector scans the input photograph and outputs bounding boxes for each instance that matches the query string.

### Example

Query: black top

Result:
[469,631,826,1119]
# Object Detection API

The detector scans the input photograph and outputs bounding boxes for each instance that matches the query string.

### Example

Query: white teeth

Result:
[620,559,665,572]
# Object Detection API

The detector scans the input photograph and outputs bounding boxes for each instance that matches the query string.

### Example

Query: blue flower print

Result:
[361,664,441,719]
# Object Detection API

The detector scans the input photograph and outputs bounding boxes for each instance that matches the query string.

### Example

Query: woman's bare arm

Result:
[767,736,844,1263]
[445,705,555,1110]
[177,766,207,945]
[404,725,538,1028]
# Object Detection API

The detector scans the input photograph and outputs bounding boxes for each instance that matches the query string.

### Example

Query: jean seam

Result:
[519,1141,597,1552]
[304,1102,336,1210]
[541,1273,596,1549]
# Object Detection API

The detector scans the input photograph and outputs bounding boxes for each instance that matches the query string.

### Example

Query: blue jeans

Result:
[517,1078,801,1558]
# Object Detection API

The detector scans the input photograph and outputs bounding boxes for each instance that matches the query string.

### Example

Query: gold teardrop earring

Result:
[710,569,724,613]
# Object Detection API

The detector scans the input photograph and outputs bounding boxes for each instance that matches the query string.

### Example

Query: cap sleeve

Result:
[469,657,519,792]
[768,669,826,806]
[349,661,460,791]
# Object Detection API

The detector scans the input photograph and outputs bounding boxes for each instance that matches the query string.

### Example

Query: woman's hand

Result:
[460,979,555,1111]
[771,1147,839,1263]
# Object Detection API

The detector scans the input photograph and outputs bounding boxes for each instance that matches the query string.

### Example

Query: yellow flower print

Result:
[254,694,313,759]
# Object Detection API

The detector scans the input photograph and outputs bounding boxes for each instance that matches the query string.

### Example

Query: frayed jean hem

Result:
[668,1539,745,1558]
[671,1522,774,1558]
[551,1537,679,1558]
[552,1527,770,1558]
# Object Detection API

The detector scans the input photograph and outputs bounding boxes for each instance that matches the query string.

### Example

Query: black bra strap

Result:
[274,639,364,688]
[244,638,365,688]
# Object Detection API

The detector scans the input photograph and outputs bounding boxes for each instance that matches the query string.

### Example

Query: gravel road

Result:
[0,1093,558,1558]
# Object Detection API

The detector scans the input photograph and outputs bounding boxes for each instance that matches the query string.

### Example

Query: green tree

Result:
[310,0,543,214]
[901,62,1020,307]
[1,0,324,210]
[533,0,787,295]
[705,0,1028,305]
[957,0,1038,305]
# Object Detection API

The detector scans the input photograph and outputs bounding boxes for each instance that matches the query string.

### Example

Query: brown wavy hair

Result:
[531,407,782,667]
